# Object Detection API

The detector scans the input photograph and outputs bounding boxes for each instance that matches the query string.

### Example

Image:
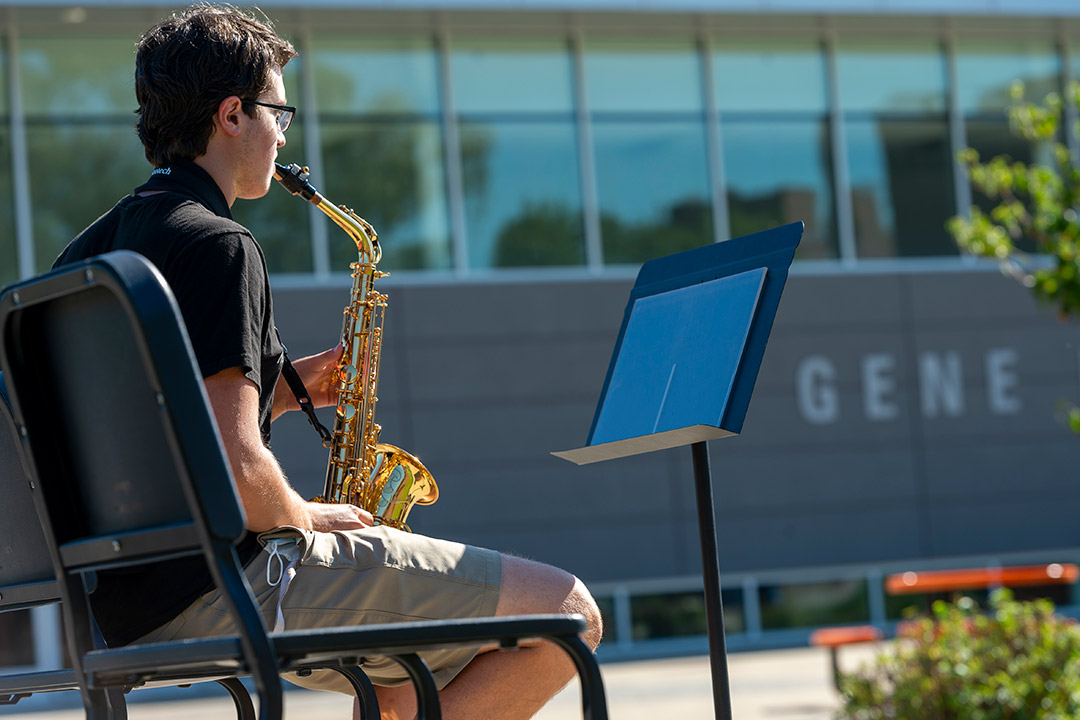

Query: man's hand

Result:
[306,502,374,532]
[273,343,344,419]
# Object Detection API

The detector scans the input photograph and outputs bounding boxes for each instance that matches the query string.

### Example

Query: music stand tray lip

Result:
[552,424,735,466]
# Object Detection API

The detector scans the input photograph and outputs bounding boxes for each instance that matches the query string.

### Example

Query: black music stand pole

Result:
[692,440,733,720]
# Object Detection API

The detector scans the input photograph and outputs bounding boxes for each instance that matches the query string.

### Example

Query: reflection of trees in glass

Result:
[28,123,147,271]
[459,124,492,215]
[0,131,16,287]
[973,72,1060,112]
[19,39,135,116]
[879,90,945,112]
[309,51,453,270]
[311,44,439,116]
[493,202,584,267]
[729,189,834,260]
[729,192,800,242]
[233,183,312,274]
[602,198,712,265]
[322,117,460,271]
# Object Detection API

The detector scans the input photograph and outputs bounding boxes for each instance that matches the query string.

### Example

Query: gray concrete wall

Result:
[271,269,1080,585]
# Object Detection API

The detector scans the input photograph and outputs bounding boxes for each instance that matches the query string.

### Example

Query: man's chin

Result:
[237,182,274,202]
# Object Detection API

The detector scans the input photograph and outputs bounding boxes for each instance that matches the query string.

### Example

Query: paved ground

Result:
[0,644,881,719]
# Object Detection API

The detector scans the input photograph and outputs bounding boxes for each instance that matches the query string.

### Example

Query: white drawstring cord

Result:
[263,538,301,632]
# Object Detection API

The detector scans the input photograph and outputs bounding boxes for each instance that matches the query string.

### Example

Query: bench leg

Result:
[105,688,128,720]
[828,648,842,692]
[326,666,381,720]
[548,634,609,720]
[390,653,441,720]
[0,694,31,705]
[216,677,255,720]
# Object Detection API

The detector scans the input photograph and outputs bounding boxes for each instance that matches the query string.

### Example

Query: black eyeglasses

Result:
[241,99,295,133]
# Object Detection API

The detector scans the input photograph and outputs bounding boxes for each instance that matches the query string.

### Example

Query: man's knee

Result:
[496,555,603,649]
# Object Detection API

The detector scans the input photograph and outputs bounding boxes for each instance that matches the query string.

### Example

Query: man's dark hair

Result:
[135,3,297,167]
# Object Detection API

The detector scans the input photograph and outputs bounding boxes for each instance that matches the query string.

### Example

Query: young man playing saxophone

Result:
[52,4,602,718]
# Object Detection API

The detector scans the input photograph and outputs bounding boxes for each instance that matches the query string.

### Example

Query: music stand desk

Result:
[554,222,803,720]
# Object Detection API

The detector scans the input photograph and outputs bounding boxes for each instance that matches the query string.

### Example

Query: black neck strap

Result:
[275,330,333,448]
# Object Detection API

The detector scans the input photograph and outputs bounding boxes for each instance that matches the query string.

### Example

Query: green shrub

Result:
[836,589,1080,720]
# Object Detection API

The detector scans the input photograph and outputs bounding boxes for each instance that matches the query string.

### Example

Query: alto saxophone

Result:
[273,162,438,531]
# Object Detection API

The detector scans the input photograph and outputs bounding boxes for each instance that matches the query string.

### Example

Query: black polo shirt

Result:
[54,160,278,646]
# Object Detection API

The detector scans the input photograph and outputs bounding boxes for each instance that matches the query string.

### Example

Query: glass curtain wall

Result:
[585,40,714,265]
[451,38,585,269]
[713,39,837,259]
[836,40,956,258]
[310,37,451,272]
[4,19,1080,281]
[20,36,143,273]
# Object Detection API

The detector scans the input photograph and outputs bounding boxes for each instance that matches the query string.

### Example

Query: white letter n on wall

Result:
[919,351,964,418]
[796,355,839,425]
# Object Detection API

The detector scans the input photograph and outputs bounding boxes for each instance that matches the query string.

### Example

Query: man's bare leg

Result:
[355,554,603,720]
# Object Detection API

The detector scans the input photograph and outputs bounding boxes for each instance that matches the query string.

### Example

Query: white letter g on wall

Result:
[796,355,839,425]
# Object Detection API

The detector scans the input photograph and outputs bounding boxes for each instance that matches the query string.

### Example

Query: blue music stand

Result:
[554,221,803,720]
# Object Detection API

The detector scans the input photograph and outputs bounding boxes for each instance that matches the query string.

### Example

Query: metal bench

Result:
[0,250,608,720]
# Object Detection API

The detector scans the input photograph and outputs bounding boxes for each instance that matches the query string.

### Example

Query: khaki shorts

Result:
[133,525,502,693]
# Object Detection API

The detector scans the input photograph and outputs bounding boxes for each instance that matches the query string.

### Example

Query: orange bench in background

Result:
[885,563,1079,595]
[808,625,883,691]
[811,563,1079,690]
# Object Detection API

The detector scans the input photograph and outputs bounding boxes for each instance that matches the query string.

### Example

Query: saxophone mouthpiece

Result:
[273,162,319,203]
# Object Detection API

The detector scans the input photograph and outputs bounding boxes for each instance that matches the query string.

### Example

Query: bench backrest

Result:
[0,371,60,613]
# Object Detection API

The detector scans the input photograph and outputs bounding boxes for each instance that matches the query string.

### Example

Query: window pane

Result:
[20,37,134,116]
[759,580,869,630]
[723,118,836,258]
[460,121,584,269]
[311,38,439,115]
[1074,43,1080,90]
[713,40,827,113]
[0,38,8,114]
[956,40,1061,114]
[321,121,450,271]
[28,123,146,272]
[451,38,573,114]
[847,118,956,258]
[0,130,16,287]
[630,589,743,640]
[585,40,703,114]
[836,41,948,114]
[593,120,713,264]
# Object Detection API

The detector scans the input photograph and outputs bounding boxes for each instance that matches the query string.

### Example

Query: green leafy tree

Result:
[947,83,1080,429]
[947,82,1080,318]
[837,589,1080,720]
[493,202,585,267]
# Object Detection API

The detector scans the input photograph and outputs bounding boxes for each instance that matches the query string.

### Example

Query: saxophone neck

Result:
[273,162,381,263]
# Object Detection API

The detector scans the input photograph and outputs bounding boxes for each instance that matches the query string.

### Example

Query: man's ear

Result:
[213,96,244,138]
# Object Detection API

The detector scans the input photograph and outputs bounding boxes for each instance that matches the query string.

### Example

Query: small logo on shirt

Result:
[151,167,172,176]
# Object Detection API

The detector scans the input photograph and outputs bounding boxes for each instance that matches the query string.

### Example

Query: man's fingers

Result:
[322,344,344,368]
